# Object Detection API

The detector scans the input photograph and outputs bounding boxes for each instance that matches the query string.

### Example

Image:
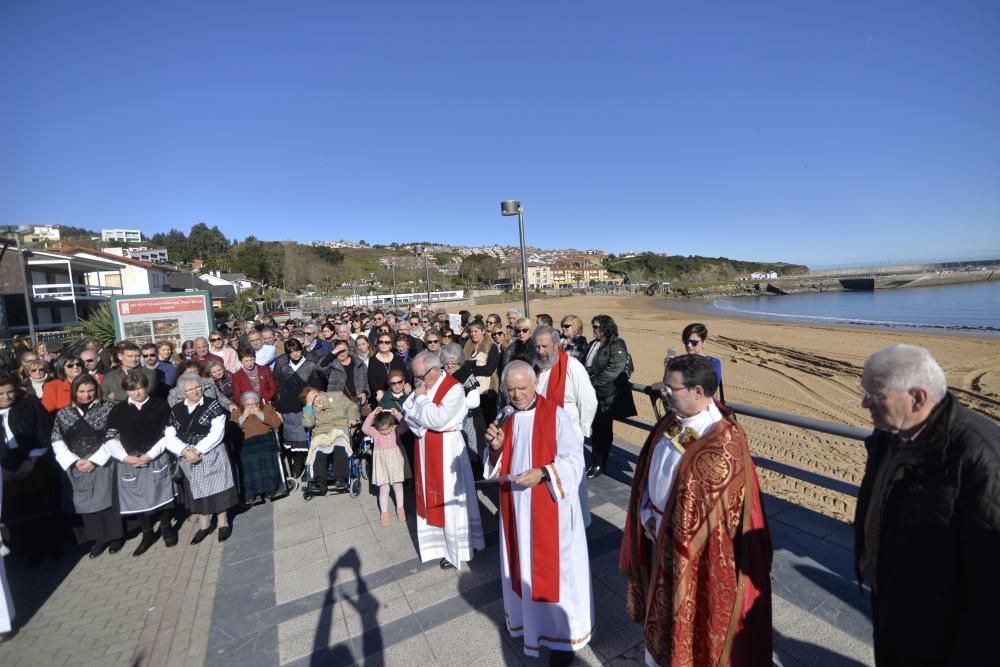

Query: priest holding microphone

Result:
[484,360,594,666]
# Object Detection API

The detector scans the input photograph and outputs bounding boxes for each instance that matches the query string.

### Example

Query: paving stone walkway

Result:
[1,437,875,666]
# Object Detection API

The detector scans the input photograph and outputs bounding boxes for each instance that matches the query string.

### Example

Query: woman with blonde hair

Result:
[559,315,589,362]
[501,317,535,369]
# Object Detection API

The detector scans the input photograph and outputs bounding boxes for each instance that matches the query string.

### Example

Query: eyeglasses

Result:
[64,362,81,368]
[425,339,440,345]
[492,332,504,338]
[209,337,222,342]
[378,340,392,345]
[442,333,453,338]
[663,384,692,395]
[184,387,202,394]
[29,368,47,374]
[518,328,530,334]
[414,367,436,382]
[684,338,703,347]
[389,380,404,386]
[420,320,429,325]
[860,388,888,403]
[82,358,97,363]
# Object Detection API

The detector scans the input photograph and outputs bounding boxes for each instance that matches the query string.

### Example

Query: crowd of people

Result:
[1,305,997,667]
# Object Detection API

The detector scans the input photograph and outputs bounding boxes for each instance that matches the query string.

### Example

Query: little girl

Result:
[362,406,411,526]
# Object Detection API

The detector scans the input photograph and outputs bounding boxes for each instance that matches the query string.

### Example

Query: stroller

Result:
[302,425,372,500]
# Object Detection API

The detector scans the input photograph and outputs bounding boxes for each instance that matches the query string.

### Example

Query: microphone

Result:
[494,405,515,427]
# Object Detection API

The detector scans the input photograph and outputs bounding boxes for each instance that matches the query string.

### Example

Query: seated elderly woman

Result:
[300,386,360,496]
[231,390,285,504]
[165,375,238,544]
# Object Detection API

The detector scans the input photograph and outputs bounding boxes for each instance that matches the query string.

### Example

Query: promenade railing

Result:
[624,383,868,497]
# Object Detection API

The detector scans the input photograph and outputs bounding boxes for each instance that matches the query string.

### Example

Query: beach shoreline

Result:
[485,293,1000,520]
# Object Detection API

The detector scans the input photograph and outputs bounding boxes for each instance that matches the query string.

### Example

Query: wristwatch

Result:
[539,467,550,482]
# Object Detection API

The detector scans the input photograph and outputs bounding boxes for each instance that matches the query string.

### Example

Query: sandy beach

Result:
[484,294,1000,521]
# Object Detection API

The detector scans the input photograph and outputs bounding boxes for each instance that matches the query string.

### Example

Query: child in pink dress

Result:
[361,407,411,526]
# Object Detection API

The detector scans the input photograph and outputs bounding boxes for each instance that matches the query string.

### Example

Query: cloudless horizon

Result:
[2,1,998,268]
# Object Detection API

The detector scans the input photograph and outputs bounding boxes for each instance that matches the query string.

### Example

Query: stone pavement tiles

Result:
[0,514,223,667]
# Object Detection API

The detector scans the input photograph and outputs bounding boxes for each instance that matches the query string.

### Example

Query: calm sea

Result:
[712,281,1000,334]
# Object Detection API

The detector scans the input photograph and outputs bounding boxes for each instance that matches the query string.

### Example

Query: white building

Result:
[62,246,174,295]
[101,228,143,243]
[26,225,61,244]
[104,246,170,263]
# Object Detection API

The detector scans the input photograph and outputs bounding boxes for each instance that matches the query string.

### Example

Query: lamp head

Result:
[500,200,522,216]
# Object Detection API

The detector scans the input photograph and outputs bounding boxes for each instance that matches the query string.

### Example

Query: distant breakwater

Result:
[663,269,997,300]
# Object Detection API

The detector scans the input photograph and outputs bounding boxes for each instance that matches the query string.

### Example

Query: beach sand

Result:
[483,294,1000,521]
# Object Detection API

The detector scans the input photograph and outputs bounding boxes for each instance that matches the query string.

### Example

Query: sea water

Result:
[712,281,1000,334]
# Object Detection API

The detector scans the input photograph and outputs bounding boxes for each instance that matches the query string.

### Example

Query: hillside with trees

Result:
[606,253,808,284]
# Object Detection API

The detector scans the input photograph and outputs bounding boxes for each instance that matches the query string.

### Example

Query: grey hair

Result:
[439,342,465,366]
[239,390,261,405]
[304,323,320,334]
[506,307,521,317]
[863,344,948,403]
[501,359,535,386]
[413,350,442,370]
[532,325,560,348]
[178,374,202,390]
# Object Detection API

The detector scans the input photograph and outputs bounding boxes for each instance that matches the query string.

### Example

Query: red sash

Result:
[413,373,459,528]
[544,349,569,408]
[499,394,560,602]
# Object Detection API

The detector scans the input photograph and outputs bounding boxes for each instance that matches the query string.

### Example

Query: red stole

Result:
[499,395,560,602]
[413,374,460,528]
[544,349,569,408]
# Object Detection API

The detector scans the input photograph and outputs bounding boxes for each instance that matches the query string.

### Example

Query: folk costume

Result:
[51,402,124,549]
[164,398,238,515]
[536,348,597,527]
[620,403,772,667]
[105,396,176,541]
[403,372,485,569]
[486,394,594,658]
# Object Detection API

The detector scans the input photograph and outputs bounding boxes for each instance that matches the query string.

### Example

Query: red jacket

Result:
[231,364,277,404]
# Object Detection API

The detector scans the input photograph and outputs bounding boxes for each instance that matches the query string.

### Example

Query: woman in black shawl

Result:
[106,371,177,557]
[50,374,124,558]
[165,375,238,544]
[272,338,323,478]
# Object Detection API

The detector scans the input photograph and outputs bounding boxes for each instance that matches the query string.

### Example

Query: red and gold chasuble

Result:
[620,403,773,666]
[499,395,561,602]
[413,373,460,528]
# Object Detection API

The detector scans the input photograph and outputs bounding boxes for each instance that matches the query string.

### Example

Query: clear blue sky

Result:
[2,1,998,268]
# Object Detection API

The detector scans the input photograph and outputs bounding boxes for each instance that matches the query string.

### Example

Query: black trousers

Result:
[311,448,349,487]
[589,410,615,469]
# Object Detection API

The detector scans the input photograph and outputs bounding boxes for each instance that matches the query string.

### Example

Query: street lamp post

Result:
[415,245,431,306]
[500,200,530,318]
[390,263,397,309]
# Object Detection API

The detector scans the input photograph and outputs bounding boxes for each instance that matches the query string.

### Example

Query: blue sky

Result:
[2,1,998,268]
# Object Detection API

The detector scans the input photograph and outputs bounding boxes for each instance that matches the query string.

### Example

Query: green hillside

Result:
[606,253,808,284]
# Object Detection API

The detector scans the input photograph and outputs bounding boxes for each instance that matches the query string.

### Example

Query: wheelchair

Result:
[302,426,372,501]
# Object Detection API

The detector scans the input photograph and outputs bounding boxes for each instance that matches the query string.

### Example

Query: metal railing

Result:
[31,283,123,300]
[623,383,867,497]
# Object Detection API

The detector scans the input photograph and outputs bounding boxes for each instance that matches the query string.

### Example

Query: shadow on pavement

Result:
[309,547,383,666]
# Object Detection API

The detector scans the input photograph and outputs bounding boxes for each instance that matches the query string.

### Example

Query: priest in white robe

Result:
[403,351,485,570]
[533,325,597,528]
[484,361,594,665]
[0,470,13,639]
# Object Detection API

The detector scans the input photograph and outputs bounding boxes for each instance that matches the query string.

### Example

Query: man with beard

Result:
[532,325,596,527]
[620,354,772,666]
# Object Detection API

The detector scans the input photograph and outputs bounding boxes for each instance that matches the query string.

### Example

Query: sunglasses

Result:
[425,339,440,344]
[389,380,404,386]
[64,362,81,368]
[684,338,703,347]
[142,353,157,358]
[492,332,504,337]
[378,340,392,345]
[209,337,222,342]
[518,328,530,334]
[82,358,97,363]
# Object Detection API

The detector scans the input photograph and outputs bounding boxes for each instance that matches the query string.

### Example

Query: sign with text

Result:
[111,292,214,348]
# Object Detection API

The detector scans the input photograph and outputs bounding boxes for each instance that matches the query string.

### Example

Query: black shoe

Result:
[549,649,575,667]
[162,525,178,548]
[88,542,108,559]
[439,558,455,570]
[107,540,125,554]
[132,533,157,557]
[331,480,348,493]
[218,525,232,542]
[305,482,328,496]
[586,466,603,479]
[190,526,215,545]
